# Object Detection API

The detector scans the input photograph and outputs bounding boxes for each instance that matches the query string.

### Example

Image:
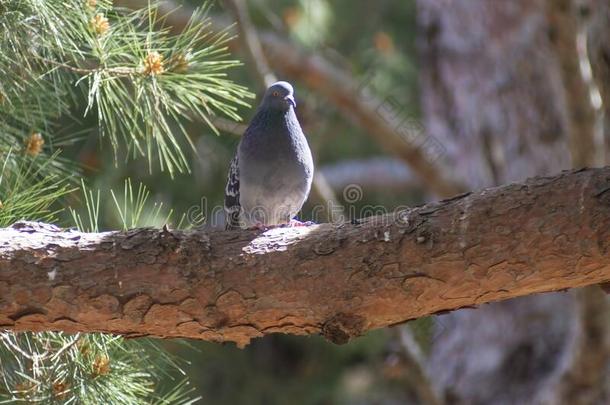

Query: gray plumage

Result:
[224,81,314,229]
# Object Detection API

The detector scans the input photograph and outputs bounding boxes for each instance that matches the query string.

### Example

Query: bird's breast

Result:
[238,149,313,225]
[236,110,314,225]
[240,155,311,197]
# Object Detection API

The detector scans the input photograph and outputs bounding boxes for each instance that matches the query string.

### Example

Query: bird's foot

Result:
[248,220,315,230]
[284,219,314,227]
[248,223,268,231]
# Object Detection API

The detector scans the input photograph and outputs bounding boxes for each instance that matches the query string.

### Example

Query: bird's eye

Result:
[272,91,280,97]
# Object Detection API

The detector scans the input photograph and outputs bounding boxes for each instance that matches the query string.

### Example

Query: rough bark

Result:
[1,167,609,349]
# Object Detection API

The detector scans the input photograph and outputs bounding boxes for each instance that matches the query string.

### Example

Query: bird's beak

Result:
[285,95,296,108]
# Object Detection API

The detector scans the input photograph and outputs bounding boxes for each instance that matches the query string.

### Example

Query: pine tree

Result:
[0,1,251,402]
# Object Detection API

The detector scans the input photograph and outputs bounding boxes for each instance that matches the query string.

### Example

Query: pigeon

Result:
[224,81,314,230]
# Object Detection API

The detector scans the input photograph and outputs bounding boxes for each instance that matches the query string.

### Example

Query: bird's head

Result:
[262,81,296,111]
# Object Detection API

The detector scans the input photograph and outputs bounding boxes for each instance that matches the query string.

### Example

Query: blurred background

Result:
[59,0,610,403]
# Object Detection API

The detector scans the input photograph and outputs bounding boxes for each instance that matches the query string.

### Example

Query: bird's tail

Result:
[224,209,242,230]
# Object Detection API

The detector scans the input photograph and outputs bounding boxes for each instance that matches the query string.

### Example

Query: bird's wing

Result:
[224,154,241,230]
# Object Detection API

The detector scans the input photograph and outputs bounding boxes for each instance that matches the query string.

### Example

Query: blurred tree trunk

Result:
[547,0,599,167]
[417,0,609,403]
[418,0,570,189]
[586,0,610,163]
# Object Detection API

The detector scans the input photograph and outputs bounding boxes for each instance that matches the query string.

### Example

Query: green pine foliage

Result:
[0,0,253,403]
[0,0,252,175]
[0,149,74,227]
[0,332,200,404]
[69,178,187,233]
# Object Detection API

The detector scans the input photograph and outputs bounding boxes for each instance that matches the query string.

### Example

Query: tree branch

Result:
[1,167,609,347]
[319,158,423,194]
[222,0,277,89]
[392,326,444,405]
[558,285,610,402]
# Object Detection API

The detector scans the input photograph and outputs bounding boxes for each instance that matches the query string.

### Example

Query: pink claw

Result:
[288,219,314,227]
[248,223,268,231]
